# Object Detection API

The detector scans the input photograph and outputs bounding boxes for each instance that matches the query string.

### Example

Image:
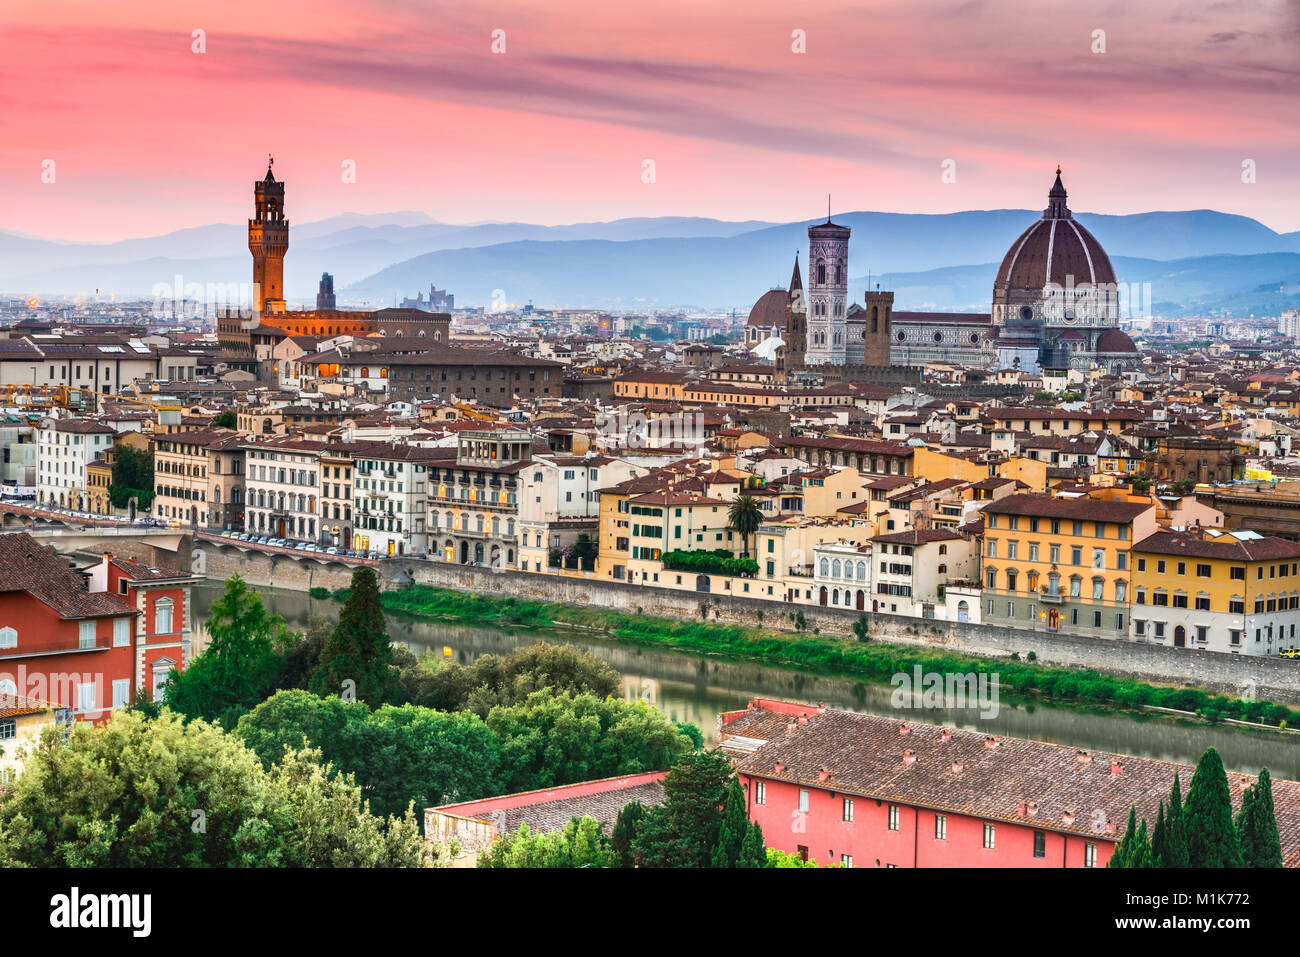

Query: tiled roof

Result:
[0,533,133,620]
[726,706,1300,863]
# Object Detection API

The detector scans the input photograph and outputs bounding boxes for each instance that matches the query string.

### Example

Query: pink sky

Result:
[3,0,1299,241]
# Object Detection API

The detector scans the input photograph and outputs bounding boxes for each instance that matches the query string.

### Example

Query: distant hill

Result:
[5,208,1299,315]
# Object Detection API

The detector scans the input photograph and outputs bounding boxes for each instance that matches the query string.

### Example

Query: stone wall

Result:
[194,542,1300,705]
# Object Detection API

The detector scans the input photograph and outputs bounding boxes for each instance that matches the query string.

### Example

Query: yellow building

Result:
[980,492,1157,640]
[1130,528,1300,656]
[0,696,57,786]
[85,458,114,515]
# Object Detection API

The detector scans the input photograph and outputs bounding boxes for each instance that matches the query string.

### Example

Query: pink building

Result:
[721,698,1300,868]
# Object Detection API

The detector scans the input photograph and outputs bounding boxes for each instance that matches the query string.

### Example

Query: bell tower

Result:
[806,201,850,366]
[249,157,288,315]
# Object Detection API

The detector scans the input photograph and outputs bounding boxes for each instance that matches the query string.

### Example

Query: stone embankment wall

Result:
[196,543,1300,705]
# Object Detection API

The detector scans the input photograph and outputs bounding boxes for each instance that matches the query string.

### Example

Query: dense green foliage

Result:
[477,817,617,868]
[237,687,693,816]
[0,710,427,867]
[398,641,621,717]
[1108,805,1154,868]
[378,583,1299,727]
[109,444,155,510]
[661,549,759,577]
[624,750,741,868]
[212,410,238,429]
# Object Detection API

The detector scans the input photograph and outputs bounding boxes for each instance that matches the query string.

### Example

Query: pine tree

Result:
[1184,748,1243,868]
[310,567,398,707]
[1237,768,1284,868]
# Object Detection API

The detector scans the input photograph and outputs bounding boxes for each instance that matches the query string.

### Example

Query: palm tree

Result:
[727,495,763,559]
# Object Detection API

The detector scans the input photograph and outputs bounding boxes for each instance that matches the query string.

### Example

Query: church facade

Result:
[746,170,1137,377]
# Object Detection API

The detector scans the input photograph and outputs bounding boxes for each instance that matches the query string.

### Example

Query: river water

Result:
[190,582,1300,780]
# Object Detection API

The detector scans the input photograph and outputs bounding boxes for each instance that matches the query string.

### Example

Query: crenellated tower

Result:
[248,158,289,314]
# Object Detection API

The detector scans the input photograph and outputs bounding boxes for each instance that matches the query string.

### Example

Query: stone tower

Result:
[249,159,288,315]
[317,272,336,310]
[861,285,895,366]
[806,211,850,366]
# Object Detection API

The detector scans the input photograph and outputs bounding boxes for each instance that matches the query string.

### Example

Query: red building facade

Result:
[0,534,195,723]
[722,699,1300,868]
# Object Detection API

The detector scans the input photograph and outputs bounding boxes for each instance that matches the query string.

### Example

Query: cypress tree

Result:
[738,820,766,867]
[710,778,750,868]
[310,567,398,707]
[1130,820,1154,868]
[1184,748,1243,868]
[1160,773,1190,868]
[1151,802,1166,867]
[1237,768,1283,868]
[1108,805,1139,868]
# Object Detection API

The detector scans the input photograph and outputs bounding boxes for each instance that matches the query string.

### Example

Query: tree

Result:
[310,567,399,707]
[164,574,291,728]
[460,641,621,718]
[611,802,646,867]
[1236,767,1283,868]
[0,710,427,867]
[631,749,733,868]
[478,816,617,868]
[1109,805,1153,868]
[236,690,504,817]
[711,777,750,868]
[727,495,763,559]
[485,691,693,795]
[1184,747,1243,868]
[1153,773,1189,868]
[212,410,238,429]
[1129,475,1152,494]
[109,444,155,510]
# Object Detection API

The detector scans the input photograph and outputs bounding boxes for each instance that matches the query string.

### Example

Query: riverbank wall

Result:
[196,542,1300,705]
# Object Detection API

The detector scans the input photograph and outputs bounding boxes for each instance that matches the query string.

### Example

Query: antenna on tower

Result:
[827,194,831,222]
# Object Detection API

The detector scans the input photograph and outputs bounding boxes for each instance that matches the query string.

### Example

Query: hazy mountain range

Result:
[5,209,1299,316]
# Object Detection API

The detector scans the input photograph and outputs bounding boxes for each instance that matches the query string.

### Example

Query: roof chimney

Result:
[984,735,999,749]
[940,728,952,743]
[818,766,832,781]
[1076,750,1092,763]
[774,762,785,774]
[1111,761,1123,776]
[951,761,964,774]
[902,750,917,765]
[899,724,910,735]
[1062,810,1075,826]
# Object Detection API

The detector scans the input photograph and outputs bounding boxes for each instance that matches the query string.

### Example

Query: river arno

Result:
[191,582,1300,780]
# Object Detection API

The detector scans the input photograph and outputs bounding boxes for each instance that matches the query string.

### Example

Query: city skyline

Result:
[4,0,1299,241]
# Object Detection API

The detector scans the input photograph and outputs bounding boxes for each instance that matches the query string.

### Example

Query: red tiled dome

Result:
[1096,328,1138,353]
[995,172,1116,291]
[746,288,789,329]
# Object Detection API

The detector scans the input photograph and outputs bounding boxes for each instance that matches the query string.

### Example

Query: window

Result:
[112,678,130,709]
[1084,842,1097,868]
[0,626,14,649]
[843,797,854,822]
[1033,831,1046,858]
[754,781,765,805]
[797,789,809,814]
[79,620,96,649]
[155,598,174,634]
[113,618,130,647]
[77,681,97,713]
[0,718,14,740]
[840,854,854,868]
[982,822,995,849]
[1196,563,1212,578]
[888,805,899,830]
[934,814,947,840]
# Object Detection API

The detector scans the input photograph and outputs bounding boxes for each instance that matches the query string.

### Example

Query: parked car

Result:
[325,547,338,555]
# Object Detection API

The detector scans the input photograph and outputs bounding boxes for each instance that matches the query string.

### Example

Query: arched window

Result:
[819,558,829,577]
[832,559,841,579]
[0,676,16,696]
[856,561,867,581]
[380,368,388,378]
[361,367,369,378]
